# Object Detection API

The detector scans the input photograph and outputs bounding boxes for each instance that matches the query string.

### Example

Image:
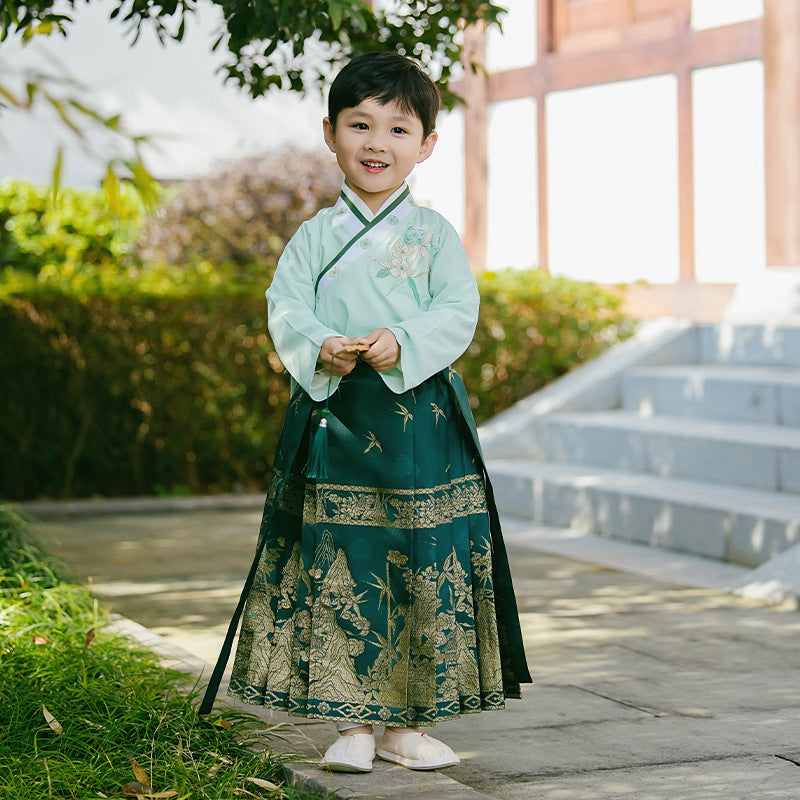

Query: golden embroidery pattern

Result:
[364,431,383,453]
[230,528,505,726]
[430,402,447,427]
[305,474,487,529]
[395,402,414,431]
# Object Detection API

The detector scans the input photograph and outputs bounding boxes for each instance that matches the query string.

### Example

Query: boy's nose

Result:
[365,133,388,151]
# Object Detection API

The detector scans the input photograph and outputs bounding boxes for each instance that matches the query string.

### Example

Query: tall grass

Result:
[0,506,329,800]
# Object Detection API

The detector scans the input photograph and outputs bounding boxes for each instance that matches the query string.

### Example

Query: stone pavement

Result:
[27,497,800,800]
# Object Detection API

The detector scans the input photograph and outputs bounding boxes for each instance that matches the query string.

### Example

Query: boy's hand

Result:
[319,336,368,376]
[360,328,400,372]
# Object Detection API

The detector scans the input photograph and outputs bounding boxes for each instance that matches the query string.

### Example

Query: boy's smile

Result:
[323,98,437,214]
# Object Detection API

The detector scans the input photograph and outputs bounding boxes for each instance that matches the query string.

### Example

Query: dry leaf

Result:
[130,758,151,787]
[231,790,260,798]
[246,777,278,790]
[85,627,96,647]
[143,793,178,799]
[33,635,48,645]
[212,717,232,730]
[42,705,63,734]
[121,781,152,798]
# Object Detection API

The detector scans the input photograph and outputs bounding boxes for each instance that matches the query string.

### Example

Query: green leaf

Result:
[407,276,420,305]
[328,0,343,30]
[102,165,121,216]
[50,146,63,210]
[376,267,391,278]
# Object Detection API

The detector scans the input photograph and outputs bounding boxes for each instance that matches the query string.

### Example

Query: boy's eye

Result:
[352,122,369,130]
[392,127,407,135]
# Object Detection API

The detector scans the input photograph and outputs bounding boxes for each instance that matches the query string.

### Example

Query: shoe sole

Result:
[375,747,459,770]
[321,760,373,773]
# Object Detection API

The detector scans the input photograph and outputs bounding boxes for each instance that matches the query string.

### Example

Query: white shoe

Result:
[376,729,460,770]
[320,732,376,773]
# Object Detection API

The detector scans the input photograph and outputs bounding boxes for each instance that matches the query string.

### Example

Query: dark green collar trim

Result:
[315,186,412,294]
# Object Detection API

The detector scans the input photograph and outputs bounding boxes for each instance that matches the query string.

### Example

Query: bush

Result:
[0,265,633,501]
[458,269,635,424]
[0,180,143,275]
[133,148,342,275]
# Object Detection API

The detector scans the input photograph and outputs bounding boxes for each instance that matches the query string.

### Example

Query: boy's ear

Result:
[323,117,336,153]
[416,131,438,164]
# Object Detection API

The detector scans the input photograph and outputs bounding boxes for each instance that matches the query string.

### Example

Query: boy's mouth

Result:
[362,160,389,173]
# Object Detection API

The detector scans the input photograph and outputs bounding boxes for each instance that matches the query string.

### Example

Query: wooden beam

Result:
[764,0,800,267]
[461,25,488,271]
[536,90,549,271]
[676,0,695,283]
[487,18,762,102]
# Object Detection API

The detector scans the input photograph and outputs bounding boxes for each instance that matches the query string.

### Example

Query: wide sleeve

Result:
[266,222,343,400]
[383,220,479,393]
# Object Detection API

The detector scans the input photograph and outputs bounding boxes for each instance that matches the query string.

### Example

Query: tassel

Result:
[304,409,329,480]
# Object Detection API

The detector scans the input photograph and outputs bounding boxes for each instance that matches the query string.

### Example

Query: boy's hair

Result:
[328,52,441,138]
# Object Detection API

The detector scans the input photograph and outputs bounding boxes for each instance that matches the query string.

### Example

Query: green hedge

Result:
[0,180,143,274]
[0,268,634,501]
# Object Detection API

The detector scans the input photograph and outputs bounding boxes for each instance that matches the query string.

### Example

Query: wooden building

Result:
[457,0,800,318]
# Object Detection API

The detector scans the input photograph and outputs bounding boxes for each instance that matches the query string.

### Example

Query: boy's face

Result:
[323,97,437,214]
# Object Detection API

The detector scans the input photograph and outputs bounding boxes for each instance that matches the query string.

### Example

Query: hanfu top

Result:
[266,182,479,401]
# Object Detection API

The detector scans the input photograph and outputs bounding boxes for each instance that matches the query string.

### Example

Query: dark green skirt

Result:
[226,362,530,726]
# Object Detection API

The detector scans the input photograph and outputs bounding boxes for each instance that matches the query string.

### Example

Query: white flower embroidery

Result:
[375,226,436,306]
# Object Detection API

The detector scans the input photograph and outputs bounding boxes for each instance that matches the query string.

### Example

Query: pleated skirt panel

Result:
[228,362,526,726]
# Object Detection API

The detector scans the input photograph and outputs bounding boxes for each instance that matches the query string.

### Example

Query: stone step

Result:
[699,323,800,367]
[487,458,800,567]
[622,364,800,426]
[537,411,800,493]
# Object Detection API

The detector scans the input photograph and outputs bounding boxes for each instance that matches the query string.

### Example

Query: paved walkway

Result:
[29,498,800,800]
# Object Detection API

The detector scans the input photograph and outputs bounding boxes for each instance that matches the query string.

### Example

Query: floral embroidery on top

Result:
[375,226,436,306]
[360,238,372,249]
[388,215,399,226]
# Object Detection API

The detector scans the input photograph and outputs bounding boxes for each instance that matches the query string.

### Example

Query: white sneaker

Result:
[320,732,376,773]
[376,729,460,770]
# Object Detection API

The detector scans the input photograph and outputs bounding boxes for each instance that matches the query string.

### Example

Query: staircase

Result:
[482,321,800,567]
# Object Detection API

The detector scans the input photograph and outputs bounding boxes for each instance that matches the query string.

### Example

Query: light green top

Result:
[266,182,479,401]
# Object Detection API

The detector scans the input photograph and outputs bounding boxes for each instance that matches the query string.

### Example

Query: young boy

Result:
[201,51,531,773]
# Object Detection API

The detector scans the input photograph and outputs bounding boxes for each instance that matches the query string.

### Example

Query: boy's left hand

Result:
[360,328,400,371]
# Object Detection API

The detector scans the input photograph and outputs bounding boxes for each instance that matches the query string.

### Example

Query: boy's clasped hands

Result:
[319,328,399,375]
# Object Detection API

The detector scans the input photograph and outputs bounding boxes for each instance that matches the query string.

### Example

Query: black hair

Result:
[328,52,441,138]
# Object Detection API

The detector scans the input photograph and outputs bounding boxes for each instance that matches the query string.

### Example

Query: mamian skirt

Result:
[221,362,530,726]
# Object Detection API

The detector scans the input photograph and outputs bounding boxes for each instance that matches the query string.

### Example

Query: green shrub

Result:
[0,180,143,274]
[133,148,342,276]
[458,269,635,424]
[0,265,633,501]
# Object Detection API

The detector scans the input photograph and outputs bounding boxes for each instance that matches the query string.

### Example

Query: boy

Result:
[202,51,531,774]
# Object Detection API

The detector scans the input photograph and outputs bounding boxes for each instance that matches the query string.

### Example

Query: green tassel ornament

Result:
[304,409,330,480]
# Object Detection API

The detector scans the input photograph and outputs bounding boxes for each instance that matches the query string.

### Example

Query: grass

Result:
[0,505,331,800]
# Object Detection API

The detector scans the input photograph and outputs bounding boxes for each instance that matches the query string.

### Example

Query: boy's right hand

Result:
[318,336,370,376]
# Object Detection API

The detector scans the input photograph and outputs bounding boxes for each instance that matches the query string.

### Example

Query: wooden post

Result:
[676,1,695,284]
[461,24,488,272]
[536,0,550,272]
[764,0,800,267]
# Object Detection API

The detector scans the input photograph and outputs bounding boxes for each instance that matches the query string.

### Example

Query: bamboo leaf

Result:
[50,146,63,209]
[102,166,121,216]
